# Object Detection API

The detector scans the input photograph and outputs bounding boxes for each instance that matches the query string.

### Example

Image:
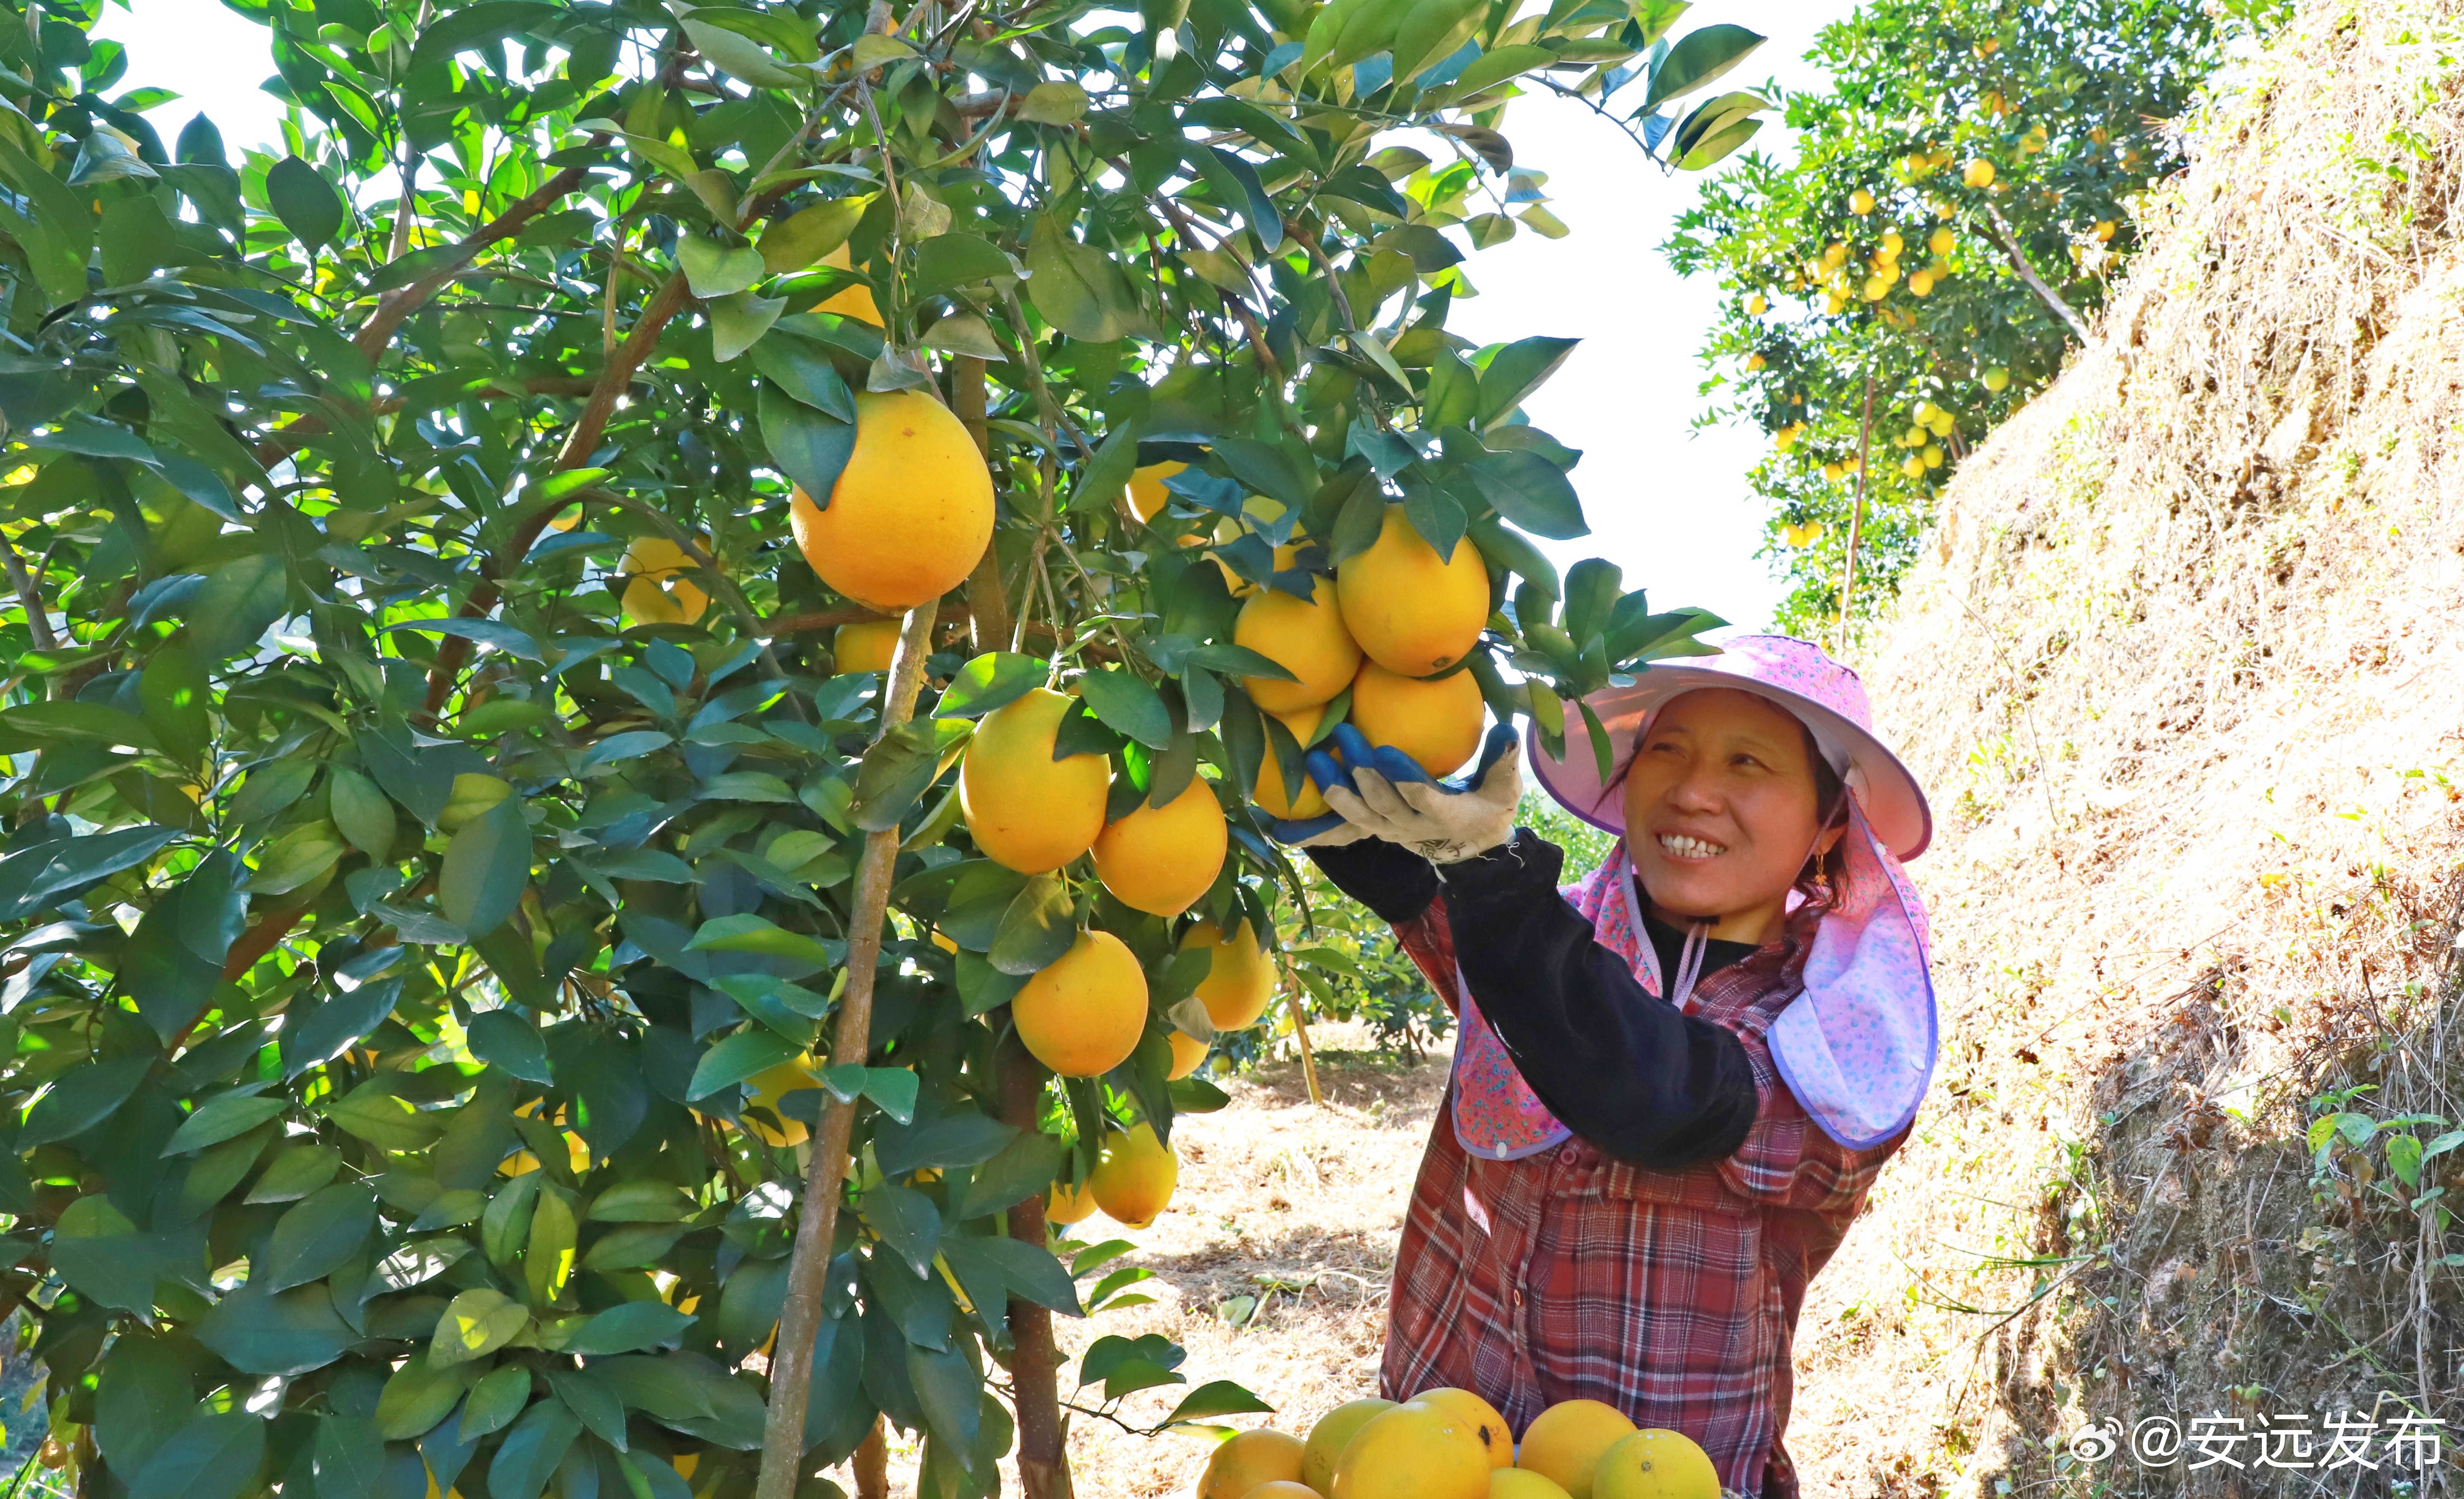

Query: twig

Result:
[1837,375,1874,651]
[1283,979,1324,1107]
[0,536,55,653]
[1979,202,2093,343]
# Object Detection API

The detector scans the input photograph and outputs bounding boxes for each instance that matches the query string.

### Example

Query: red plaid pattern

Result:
[1381,901,1906,1498]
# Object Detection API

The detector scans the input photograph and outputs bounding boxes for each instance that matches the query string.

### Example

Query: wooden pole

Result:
[999,1040,1073,1498]
[1279,965,1323,1107]
[753,599,939,1499]
[1836,376,1875,654]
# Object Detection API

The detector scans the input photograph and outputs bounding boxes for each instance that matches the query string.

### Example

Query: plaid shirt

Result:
[1381,898,1906,1499]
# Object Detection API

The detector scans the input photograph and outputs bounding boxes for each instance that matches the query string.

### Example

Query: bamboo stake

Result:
[1836,376,1875,655]
[754,599,939,1499]
[1281,975,1323,1107]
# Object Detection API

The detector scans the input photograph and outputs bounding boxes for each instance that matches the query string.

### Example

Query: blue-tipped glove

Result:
[1265,722,1521,861]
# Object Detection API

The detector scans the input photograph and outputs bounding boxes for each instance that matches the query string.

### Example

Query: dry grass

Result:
[1786,0,2464,1490]
[840,1027,1448,1498]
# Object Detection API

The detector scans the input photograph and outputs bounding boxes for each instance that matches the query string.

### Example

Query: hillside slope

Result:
[1788,2,2464,1490]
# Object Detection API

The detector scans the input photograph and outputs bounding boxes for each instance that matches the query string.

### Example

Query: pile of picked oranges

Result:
[1194,1387,1721,1499]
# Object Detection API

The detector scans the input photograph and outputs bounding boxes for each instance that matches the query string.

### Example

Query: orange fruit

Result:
[1330,1401,1490,1499]
[960,687,1111,874]
[1345,661,1484,778]
[1089,1120,1177,1228]
[1487,1473,1572,1499]
[832,618,901,674]
[1045,1177,1097,1225]
[1178,918,1274,1030]
[1166,1028,1209,1080]
[1515,1401,1637,1499]
[1254,705,1329,821]
[1196,1429,1306,1499]
[1234,566,1360,713]
[1334,506,1490,676]
[1302,1398,1398,1494]
[1093,777,1227,917]
[1011,929,1149,1078]
[1126,459,1186,521]
[620,535,711,627]
[791,388,991,611]
[1407,1389,1511,1469]
[809,243,880,324]
[1590,1430,1721,1499]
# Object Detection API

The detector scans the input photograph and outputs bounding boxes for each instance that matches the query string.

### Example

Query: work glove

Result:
[1299,721,1522,864]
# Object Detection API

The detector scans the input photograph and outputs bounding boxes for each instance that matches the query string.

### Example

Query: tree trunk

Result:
[852,1419,889,1499]
[1980,204,2093,344]
[999,1040,1073,1499]
[752,601,940,1499]
[952,356,1013,652]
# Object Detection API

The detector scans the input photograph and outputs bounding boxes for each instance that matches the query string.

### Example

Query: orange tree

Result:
[0,1,1756,1496]
[1662,0,2283,634]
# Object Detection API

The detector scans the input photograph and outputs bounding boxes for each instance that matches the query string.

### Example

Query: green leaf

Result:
[688,914,835,968]
[1469,449,1587,539]
[1025,216,1143,342]
[853,719,943,832]
[1163,1380,1276,1425]
[1476,336,1581,425]
[431,1287,532,1368]
[441,794,531,938]
[124,853,246,1043]
[749,332,856,418]
[408,2,560,73]
[1677,114,1762,171]
[1448,43,1558,96]
[467,1010,554,1083]
[163,1091,285,1156]
[989,876,1077,977]
[759,380,858,504]
[246,1142,341,1204]
[329,765,399,858]
[311,1415,387,1499]
[586,1179,693,1223]
[861,1183,942,1277]
[458,1367,532,1440]
[195,1281,354,1375]
[525,1185,579,1306]
[678,12,806,86]
[578,1221,689,1272]
[324,1085,447,1151]
[712,289,788,361]
[190,554,289,664]
[377,1357,477,1440]
[758,199,865,274]
[938,653,1045,718]
[1642,22,1765,110]
[951,1129,1067,1221]
[265,155,344,249]
[22,1055,153,1146]
[484,1397,583,1499]
[912,233,1017,299]
[1075,668,1172,749]
[1016,80,1090,124]
[686,1029,800,1102]
[127,1412,266,1499]
[564,1301,697,1356]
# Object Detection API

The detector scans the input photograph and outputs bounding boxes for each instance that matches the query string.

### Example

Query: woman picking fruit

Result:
[1275,635,1938,1498]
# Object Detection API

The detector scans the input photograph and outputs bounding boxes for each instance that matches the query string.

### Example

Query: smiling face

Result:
[1620,687,1839,945]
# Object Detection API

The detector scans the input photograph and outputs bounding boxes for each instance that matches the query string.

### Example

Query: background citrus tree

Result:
[0,0,1762,1496]
[1662,0,2286,636]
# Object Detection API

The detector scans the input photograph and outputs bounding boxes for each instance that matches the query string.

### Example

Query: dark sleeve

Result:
[1435,829,1759,1170]
[1302,838,1439,925]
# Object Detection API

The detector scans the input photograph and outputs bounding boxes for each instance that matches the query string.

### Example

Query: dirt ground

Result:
[844,1026,1448,1498]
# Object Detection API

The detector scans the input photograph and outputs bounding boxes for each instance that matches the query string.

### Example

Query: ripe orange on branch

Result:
[1336,505,1491,677]
[1092,776,1228,916]
[1347,661,1485,778]
[1011,929,1149,1078]
[1235,564,1361,712]
[1253,704,1331,821]
[1089,1119,1177,1227]
[1180,918,1276,1031]
[791,388,992,611]
[960,687,1111,874]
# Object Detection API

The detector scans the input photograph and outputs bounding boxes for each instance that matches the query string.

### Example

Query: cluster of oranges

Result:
[1195,1388,1721,1499]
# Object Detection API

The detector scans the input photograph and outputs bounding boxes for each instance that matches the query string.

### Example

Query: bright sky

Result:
[91,0,1853,632]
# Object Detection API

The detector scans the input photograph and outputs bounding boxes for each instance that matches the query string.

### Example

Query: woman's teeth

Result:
[1659,833,1725,859]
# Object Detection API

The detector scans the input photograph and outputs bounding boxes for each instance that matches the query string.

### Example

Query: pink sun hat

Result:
[1524,633,1934,862]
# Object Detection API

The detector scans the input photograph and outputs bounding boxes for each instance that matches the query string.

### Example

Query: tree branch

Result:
[1980,203,2093,344]
[353,134,610,362]
[0,536,56,653]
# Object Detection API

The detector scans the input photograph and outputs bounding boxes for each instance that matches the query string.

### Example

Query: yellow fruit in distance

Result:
[1744,353,1764,371]
[1406,1389,1511,1469]
[1901,453,1926,478]
[1848,188,1874,215]
[791,388,992,611]
[1166,1028,1209,1080]
[1821,240,1847,267]
[1516,1401,1638,1499]
[1093,776,1228,917]
[1819,462,1844,483]
[1928,227,1955,256]
[1489,1472,1573,1499]
[1196,1428,1306,1499]
[1302,1398,1398,1494]
[810,243,880,325]
[961,687,1111,874]
[1330,1401,1490,1499]
[1090,1120,1176,1227]
[1012,929,1149,1078]
[1962,158,1995,188]
[1180,918,1274,1030]
[1745,293,1766,314]
[1982,367,2011,392]
[1879,229,1903,255]
[499,1129,592,1177]
[1235,568,1361,713]
[1126,459,1186,522]
[1590,1430,1721,1499]
[1045,1177,1097,1225]
[1772,426,1797,452]
[2094,219,2117,241]
[832,618,901,674]
[1254,705,1330,821]
[1922,444,1945,469]
[1336,506,1489,677]
[1908,270,1935,297]
[740,1055,822,1146]
[620,535,711,627]
[1347,661,1484,779]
